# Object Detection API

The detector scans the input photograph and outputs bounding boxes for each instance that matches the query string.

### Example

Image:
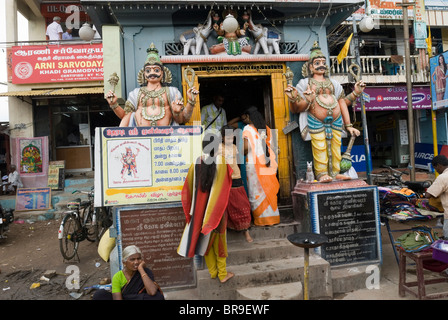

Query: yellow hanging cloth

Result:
[337,33,354,64]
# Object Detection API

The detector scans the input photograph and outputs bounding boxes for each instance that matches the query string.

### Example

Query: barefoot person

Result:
[178,135,235,283]
[105,43,199,126]
[285,42,365,183]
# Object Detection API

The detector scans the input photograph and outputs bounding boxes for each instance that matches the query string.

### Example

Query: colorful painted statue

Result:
[246,11,281,55]
[210,11,251,55]
[106,43,199,126]
[284,42,365,183]
[179,11,214,55]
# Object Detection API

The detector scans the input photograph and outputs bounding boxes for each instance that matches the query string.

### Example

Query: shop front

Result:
[4,42,107,174]
[33,92,120,172]
[355,85,434,168]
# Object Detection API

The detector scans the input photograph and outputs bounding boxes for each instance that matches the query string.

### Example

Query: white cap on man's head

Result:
[53,16,61,21]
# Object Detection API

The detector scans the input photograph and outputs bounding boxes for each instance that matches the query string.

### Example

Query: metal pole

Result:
[303,247,309,300]
[400,0,416,181]
[352,19,373,185]
[432,107,439,177]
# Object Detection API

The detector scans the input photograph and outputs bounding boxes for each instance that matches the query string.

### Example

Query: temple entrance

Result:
[182,63,293,205]
[198,75,273,127]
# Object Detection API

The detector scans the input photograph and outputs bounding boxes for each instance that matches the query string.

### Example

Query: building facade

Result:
[2,0,445,201]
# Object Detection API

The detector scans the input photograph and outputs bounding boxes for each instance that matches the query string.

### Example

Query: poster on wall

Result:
[94,126,203,207]
[430,50,448,110]
[47,160,65,190]
[14,136,49,181]
[15,187,51,211]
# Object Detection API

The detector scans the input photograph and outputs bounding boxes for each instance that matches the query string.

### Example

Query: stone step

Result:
[196,254,332,300]
[0,176,95,214]
[236,281,303,300]
[227,221,300,243]
[331,264,381,294]
[226,238,302,266]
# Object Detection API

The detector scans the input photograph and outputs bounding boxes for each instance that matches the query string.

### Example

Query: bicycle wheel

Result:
[59,212,80,260]
[83,206,99,242]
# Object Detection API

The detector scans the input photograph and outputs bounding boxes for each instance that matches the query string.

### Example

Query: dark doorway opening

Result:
[198,75,273,127]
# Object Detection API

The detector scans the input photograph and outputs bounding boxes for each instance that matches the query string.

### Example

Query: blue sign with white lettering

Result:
[414,143,442,172]
[341,144,372,173]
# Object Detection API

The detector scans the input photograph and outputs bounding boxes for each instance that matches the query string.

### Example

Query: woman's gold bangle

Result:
[188,99,196,105]
[352,91,361,98]
[110,103,119,110]
[345,123,353,128]
[141,273,148,278]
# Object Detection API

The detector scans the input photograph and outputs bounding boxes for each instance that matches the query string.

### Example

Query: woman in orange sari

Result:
[241,107,280,226]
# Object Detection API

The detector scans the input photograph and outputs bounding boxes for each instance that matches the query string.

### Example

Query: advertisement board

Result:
[354,86,431,111]
[430,50,448,110]
[11,44,103,84]
[94,126,203,207]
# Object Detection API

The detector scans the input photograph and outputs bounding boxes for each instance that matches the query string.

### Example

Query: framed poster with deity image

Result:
[15,136,49,178]
[94,125,203,207]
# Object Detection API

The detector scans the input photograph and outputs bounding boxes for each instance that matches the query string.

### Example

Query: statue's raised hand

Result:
[303,85,316,103]
[284,84,299,101]
[187,86,199,105]
[106,90,118,106]
[354,80,366,95]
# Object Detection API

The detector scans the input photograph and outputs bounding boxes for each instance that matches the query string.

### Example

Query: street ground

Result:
[0,217,110,300]
[1,207,448,302]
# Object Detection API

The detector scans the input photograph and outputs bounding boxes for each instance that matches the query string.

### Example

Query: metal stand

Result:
[287,232,328,300]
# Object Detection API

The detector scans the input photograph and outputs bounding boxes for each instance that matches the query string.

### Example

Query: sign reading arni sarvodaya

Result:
[11,43,103,84]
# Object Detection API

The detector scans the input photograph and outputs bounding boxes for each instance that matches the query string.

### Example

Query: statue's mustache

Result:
[315,66,327,71]
[146,74,161,79]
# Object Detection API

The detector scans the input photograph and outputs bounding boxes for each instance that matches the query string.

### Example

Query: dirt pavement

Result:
[0,217,110,300]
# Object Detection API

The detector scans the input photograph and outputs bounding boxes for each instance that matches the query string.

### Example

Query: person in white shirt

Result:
[62,28,73,40]
[201,94,227,135]
[4,165,23,195]
[46,16,63,41]
[425,155,448,238]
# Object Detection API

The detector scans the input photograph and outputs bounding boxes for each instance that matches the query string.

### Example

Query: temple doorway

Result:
[198,76,273,127]
[184,63,293,206]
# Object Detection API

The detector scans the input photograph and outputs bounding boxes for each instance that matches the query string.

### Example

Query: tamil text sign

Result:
[94,126,203,207]
[11,43,103,84]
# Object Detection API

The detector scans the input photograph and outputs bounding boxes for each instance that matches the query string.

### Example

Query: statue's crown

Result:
[309,41,326,61]
[145,43,162,66]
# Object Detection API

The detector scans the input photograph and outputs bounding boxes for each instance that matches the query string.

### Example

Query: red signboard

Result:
[11,43,103,84]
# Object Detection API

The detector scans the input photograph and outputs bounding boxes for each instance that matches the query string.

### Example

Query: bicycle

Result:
[58,188,110,261]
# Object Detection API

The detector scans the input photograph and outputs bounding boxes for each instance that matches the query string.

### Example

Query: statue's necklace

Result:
[309,78,336,115]
[139,87,166,126]
[309,78,333,98]
[315,94,337,116]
